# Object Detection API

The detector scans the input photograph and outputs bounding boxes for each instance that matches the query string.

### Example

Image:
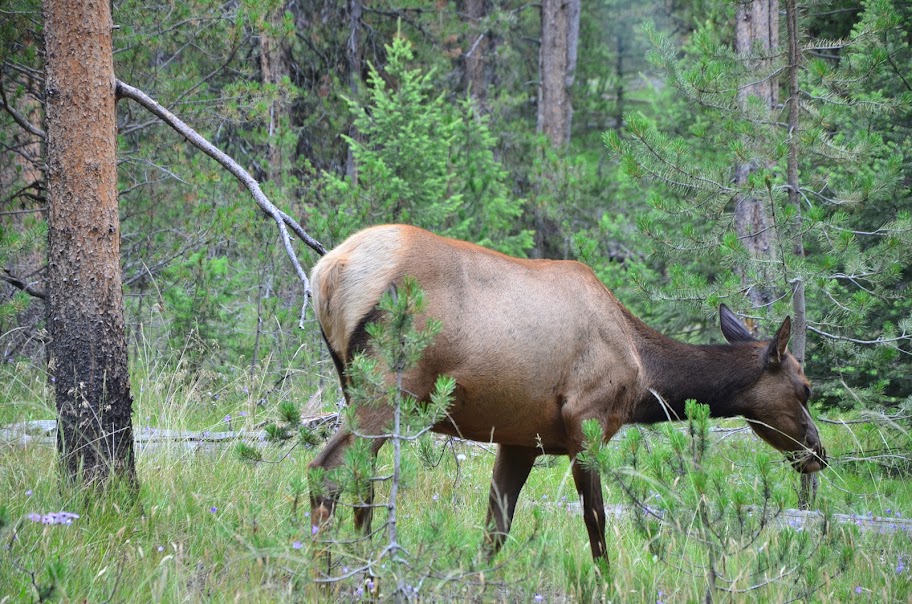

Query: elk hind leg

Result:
[352,435,388,534]
[484,444,538,556]
[308,428,354,531]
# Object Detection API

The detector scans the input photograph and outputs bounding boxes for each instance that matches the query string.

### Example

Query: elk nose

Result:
[805,422,826,463]
[799,440,827,473]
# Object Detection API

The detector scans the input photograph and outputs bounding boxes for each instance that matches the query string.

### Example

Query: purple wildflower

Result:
[28,511,79,525]
[897,557,906,574]
[157,545,165,552]
[239,411,247,417]
[25,489,32,497]
[855,586,863,594]
[534,595,544,602]
[292,540,303,550]
[432,493,439,501]
[210,506,218,513]
[312,524,319,535]
[224,415,231,423]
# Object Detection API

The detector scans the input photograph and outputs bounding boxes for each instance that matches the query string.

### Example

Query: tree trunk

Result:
[537,0,580,147]
[733,0,779,320]
[345,0,363,183]
[463,0,490,111]
[786,1,811,509]
[614,31,625,133]
[785,0,807,365]
[259,0,292,184]
[44,0,136,486]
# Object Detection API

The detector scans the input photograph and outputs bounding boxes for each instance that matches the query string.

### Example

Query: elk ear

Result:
[720,304,754,343]
[765,316,792,367]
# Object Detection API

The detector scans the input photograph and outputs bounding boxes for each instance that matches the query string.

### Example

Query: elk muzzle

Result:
[788,440,827,474]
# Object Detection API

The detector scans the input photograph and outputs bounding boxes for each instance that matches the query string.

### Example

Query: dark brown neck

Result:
[627,320,765,424]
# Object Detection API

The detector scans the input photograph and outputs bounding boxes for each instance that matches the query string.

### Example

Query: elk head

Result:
[720,305,827,474]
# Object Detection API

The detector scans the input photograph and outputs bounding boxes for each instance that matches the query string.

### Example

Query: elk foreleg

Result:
[571,459,608,560]
[564,411,622,562]
[483,444,538,556]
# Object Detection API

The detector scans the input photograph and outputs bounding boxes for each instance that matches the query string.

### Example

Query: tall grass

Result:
[1,357,910,602]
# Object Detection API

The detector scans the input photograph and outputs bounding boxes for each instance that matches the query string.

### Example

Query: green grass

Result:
[1,359,911,602]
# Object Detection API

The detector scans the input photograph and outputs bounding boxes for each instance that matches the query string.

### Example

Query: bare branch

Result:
[807,324,911,349]
[0,80,45,139]
[1,180,43,207]
[114,79,327,316]
[1,268,46,299]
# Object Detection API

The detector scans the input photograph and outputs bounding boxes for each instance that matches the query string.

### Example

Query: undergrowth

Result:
[1,355,911,602]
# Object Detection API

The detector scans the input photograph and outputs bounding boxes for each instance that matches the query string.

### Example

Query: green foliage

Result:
[234,441,263,463]
[604,1,912,407]
[314,34,532,255]
[162,251,239,360]
[582,402,869,600]
[2,0,912,597]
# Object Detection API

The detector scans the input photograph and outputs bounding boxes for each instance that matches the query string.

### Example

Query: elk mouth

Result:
[787,445,827,474]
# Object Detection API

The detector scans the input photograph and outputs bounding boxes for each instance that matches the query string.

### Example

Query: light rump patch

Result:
[311,225,403,356]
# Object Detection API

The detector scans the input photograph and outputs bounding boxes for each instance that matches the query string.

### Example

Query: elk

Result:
[308,224,826,561]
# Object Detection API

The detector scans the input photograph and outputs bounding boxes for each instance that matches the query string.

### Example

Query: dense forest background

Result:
[2,0,910,413]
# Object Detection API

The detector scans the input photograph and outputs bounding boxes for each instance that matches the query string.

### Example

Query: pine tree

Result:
[314,34,532,256]
[604,0,912,409]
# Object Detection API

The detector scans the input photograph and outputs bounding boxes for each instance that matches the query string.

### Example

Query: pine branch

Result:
[114,79,327,316]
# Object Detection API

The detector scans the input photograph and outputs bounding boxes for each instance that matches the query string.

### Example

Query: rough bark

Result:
[733,0,779,319]
[44,0,136,485]
[537,0,580,147]
[735,0,779,109]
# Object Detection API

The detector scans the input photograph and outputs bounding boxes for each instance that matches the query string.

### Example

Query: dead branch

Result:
[0,79,46,139]
[1,268,46,300]
[114,79,327,316]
